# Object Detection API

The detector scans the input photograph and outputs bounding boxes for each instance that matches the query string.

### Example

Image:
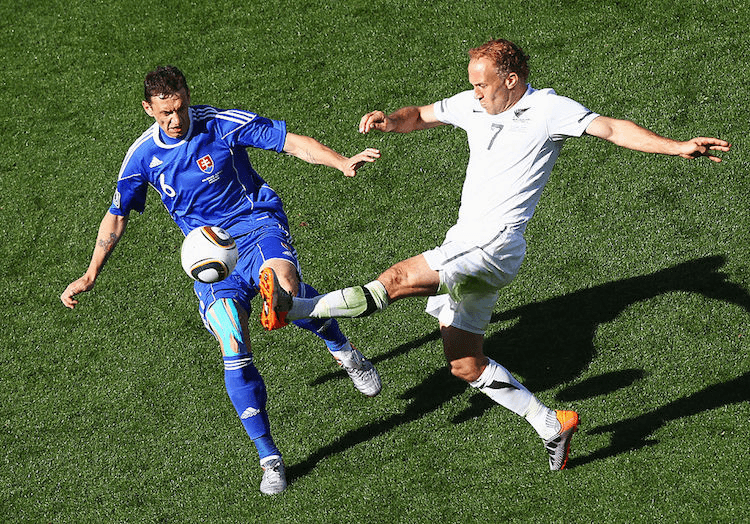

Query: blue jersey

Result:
[109,105,289,237]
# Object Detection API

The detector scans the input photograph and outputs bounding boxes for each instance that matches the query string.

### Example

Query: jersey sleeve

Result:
[543,91,599,140]
[108,145,148,216]
[213,109,287,152]
[433,90,476,127]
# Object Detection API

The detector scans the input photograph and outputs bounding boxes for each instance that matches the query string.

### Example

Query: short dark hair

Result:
[144,65,189,102]
[469,39,530,83]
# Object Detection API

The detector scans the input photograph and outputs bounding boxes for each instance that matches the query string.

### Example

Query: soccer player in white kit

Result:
[260,39,731,470]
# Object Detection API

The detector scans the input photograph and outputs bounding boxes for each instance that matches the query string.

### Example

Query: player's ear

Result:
[505,72,519,89]
[142,99,154,117]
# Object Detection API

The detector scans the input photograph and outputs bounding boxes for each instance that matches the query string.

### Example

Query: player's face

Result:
[142,88,191,139]
[468,58,517,115]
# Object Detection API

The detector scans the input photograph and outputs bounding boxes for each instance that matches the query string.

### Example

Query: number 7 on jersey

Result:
[488,123,504,150]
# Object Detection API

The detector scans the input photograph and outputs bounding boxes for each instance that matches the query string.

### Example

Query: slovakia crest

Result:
[196,154,214,174]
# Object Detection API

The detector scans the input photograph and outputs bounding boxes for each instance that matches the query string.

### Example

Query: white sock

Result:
[470,358,557,439]
[525,401,561,440]
[288,280,388,320]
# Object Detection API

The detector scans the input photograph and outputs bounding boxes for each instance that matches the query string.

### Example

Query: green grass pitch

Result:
[1,0,748,522]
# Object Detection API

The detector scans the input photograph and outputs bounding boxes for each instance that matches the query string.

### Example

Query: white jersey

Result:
[433,85,599,243]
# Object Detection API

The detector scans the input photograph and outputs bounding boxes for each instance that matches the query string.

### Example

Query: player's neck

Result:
[502,85,528,112]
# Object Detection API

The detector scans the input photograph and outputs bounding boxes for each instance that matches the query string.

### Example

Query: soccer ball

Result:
[181,226,238,283]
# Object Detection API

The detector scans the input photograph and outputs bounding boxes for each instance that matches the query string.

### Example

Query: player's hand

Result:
[359,111,389,134]
[61,275,95,309]
[679,137,732,162]
[343,148,381,177]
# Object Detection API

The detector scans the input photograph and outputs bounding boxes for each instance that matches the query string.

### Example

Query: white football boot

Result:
[259,456,287,495]
[332,343,382,397]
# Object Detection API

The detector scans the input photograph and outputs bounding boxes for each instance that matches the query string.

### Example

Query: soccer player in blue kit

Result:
[61,65,382,495]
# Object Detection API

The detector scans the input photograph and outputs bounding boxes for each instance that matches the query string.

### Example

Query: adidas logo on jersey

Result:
[240,407,261,419]
[149,156,163,168]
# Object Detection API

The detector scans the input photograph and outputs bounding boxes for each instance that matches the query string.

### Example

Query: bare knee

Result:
[441,324,487,383]
[448,357,486,383]
[261,259,300,296]
[379,255,439,300]
[379,264,410,295]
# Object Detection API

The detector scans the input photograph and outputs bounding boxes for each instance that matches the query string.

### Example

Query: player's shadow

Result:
[288,255,749,480]
[569,370,750,468]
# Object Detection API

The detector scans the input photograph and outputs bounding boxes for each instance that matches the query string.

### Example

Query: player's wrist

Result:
[82,267,99,284]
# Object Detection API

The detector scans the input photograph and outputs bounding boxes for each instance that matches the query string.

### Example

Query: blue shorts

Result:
[194,223,301,329]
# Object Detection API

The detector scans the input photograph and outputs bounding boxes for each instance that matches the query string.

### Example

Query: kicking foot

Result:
[259,267,292,330]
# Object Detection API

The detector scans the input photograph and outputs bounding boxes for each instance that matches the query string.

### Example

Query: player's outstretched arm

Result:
[61,212,128,309]
[586,116,731,162]
[359,104,444,134]
[283,132,380,177]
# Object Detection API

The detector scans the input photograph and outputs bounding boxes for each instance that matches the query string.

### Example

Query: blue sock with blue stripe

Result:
[292,282,349,351]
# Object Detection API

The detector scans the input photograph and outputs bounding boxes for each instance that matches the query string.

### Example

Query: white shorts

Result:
[422,227,526,334]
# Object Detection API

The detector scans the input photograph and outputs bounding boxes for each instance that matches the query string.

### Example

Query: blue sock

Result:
[292,282,349,351]
[224,356,280,461]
